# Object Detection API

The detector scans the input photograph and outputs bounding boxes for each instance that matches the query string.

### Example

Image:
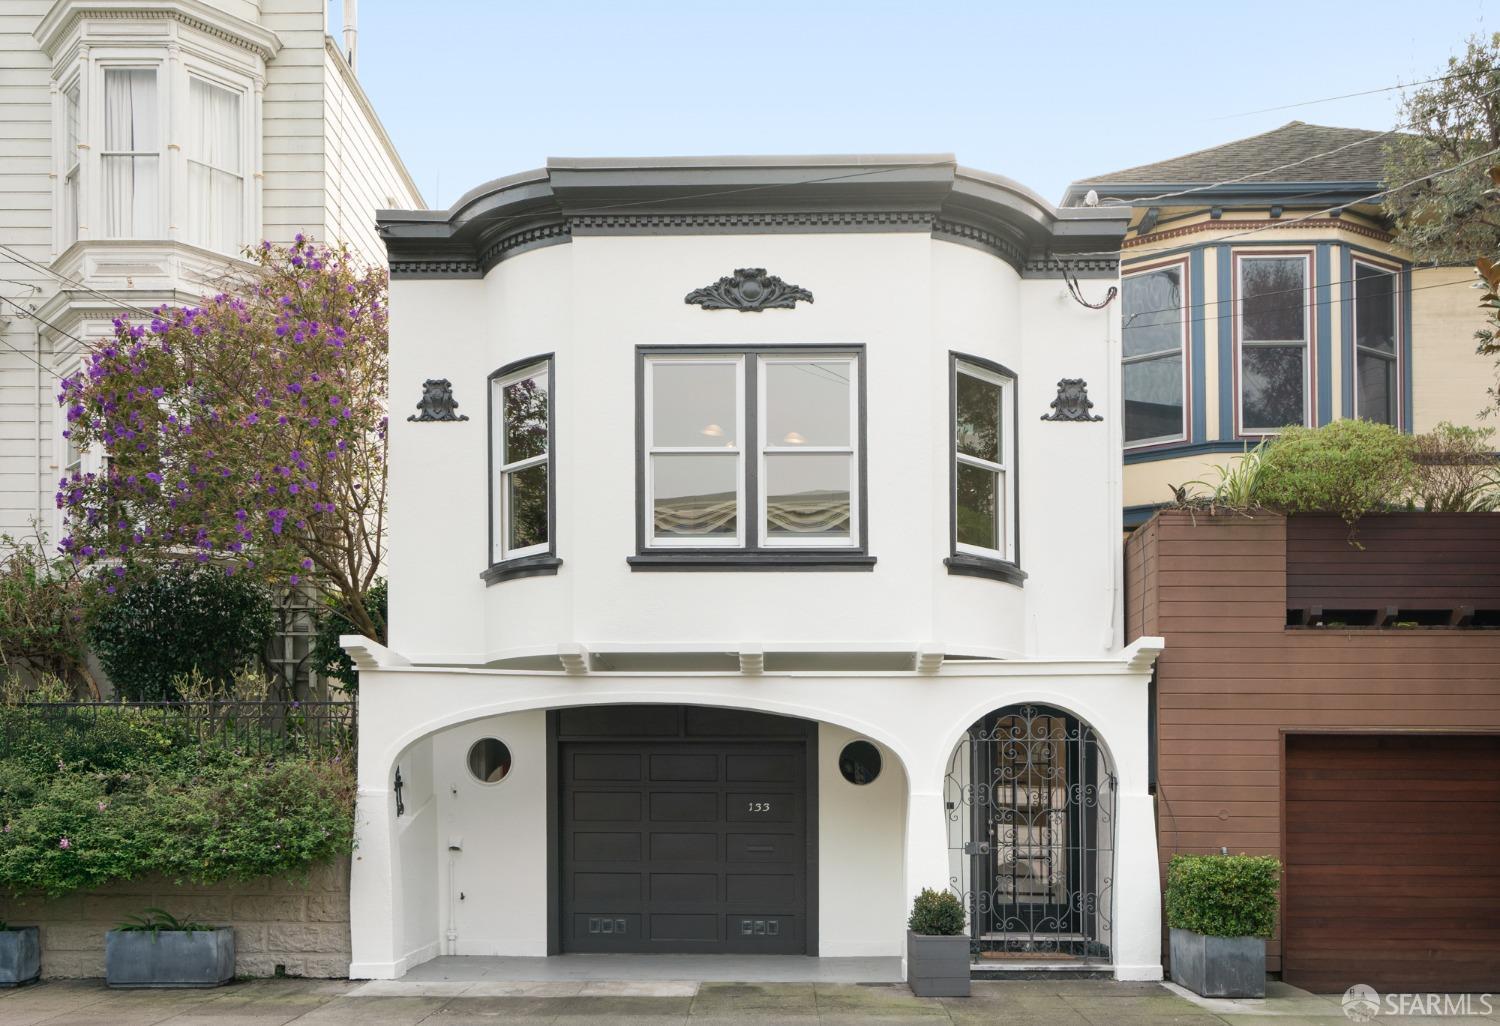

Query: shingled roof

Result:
[1067,121,1393,201]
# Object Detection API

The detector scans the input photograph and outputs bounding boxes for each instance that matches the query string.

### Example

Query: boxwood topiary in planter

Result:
[1166,854,1280,998]
[906,888,969,998]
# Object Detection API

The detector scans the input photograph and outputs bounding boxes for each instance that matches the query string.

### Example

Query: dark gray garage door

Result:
[557,706,812,954]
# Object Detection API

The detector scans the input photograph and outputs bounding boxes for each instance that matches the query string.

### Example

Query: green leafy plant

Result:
[1179,441,1269,510]
[116,908,211,936]
[311,579,387,694]
[1165,854,1281,939]
[1252,420,1417,531]
[87,562,276,701]
[1410,422,1500,512]
[908,887,966,936]
[0,529,98,699]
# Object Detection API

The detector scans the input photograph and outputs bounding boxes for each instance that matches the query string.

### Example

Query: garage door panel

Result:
[650,753,719,781]
[651,872,718,903]
[570,752,643,781]
[727,753,800,781]
[650,913,720,942]
[572,791,643,821]
[727,873,797,904]
[573,872,642,904]
[650,791,719,822]
[572,832,643,861]
[726,793,797,822]
[728,833,799,861]
[1284,734,1500,994]
[649,832,718,861]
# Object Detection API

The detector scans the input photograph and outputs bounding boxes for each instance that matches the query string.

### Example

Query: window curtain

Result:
[102,69,158,237]
[187,78,242,254]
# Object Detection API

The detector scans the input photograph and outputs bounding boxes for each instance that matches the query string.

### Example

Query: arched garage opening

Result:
[945,704,1116,965]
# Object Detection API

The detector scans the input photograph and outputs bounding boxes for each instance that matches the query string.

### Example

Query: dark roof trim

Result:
[377,155,1130,280]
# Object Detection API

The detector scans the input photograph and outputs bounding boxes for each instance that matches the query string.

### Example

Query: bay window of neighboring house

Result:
[1237,252,1311,434]
[631,346,871,570]
[1353,259,1400,426]
[947,355,1020,583]
[1121,261,1188,447]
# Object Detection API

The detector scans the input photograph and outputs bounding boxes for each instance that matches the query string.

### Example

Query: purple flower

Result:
[59,837,71,850]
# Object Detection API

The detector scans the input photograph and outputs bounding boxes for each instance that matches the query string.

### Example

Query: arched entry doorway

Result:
[945,704,1115,965]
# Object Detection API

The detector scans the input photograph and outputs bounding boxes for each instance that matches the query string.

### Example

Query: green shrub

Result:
[311,579,386,694]
[0,705,354,898]
[88,563,275,701]
[1410,422,1500,512]
[1165,854,1280,939]
[908,887,966,936]
[0,532,97,698]
[1252,420,1416,528]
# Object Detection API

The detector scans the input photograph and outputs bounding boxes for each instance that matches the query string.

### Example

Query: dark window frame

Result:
[483,353,561,585]
[946,352,1024,586]
[628,343,874,572]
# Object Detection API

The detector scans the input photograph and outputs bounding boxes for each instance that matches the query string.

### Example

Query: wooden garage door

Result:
[560,738,808,953]
[1284,734,1500,993]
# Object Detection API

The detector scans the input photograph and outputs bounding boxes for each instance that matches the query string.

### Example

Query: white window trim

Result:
[59,77,82,248]
[96,61,167,240]
[756,354,860,550]
[1351,256,1403,428]
[1235,250,1313,436]
[183,69,251,255]
[953,358,1017,565]
[491,361,552,564]
[1122,259,1189,449]
[644,354,746,549]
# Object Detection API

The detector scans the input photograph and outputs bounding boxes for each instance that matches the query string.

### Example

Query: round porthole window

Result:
[838,740,881,785]
[467,738,512,784]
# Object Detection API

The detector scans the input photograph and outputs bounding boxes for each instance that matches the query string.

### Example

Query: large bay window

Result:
[1122,261,1187,446]
[186,77,245,254]
[487,356,556,580]
[101,68,161,238]
[1237,253,1311,433]
[633,346,869,569]
[948,355,1020,581]
[1353,259,1400,426]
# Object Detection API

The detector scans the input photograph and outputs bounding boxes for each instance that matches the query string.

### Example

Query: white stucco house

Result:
[348,154,1165,983]
[0,0,421,544]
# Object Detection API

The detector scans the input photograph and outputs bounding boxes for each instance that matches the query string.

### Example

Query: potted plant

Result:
[0,921,40,988]
[906,887,970,997]
[105,909,234,988]
[1166,854,1280,998]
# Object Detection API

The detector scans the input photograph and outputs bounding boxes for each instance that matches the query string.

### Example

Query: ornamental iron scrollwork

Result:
[945,704,1115,963]
[1039,378,1103,422]
[684,268,813,311]
[407,378,469,422]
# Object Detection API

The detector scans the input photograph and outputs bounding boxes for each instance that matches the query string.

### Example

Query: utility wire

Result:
[1211,67,1494,120]
[0,297,61,376]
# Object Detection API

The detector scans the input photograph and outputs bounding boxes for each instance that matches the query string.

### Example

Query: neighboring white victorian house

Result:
[349,155,1166,983]
[0,0,421,543]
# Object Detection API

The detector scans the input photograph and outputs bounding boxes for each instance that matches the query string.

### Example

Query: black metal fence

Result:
[0,699,356,760]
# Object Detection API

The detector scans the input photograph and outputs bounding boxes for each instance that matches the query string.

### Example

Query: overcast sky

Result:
[336,1,1491,210]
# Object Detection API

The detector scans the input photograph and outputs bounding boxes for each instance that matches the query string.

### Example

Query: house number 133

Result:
[747,801,772,813]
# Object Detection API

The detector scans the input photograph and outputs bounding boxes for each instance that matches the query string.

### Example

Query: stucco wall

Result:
[0,857,351,979]
[1412,265,1493,432]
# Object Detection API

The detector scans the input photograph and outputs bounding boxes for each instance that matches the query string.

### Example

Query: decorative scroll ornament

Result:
[684,268,813,311]
[1039,378,1103,422]
[407,378,469,422]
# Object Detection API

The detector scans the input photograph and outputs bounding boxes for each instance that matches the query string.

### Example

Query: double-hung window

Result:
[101,68,160,238]
[1353,260,1400,426]
[1122,262,1187,446]
[62,82,81,245]
[949,355,1019,579]
[635,346,869,568]
[186,77,244,255]
[487,357,556,580]
[1237,253,1310,433]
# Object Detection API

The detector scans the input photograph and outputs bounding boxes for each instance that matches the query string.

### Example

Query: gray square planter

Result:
[0,927,40,987]
[1169,927,1265,998]
[105,928,235,988]
[907,930,971,998]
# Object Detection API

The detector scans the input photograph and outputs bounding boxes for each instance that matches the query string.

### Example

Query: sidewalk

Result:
[3,977,1496,1025]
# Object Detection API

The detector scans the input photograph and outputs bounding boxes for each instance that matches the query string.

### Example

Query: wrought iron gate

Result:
[945,705,1116,963]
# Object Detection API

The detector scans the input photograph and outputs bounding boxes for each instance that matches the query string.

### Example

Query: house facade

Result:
[1062,122,1493,525]
[349,155,1166,980]
[1126,511,1500,993]
[0,0,421,544]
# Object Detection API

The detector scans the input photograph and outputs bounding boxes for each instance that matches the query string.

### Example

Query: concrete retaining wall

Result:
[0,858,350,979]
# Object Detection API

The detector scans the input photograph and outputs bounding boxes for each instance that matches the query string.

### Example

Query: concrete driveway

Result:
[2,977,1496,1025]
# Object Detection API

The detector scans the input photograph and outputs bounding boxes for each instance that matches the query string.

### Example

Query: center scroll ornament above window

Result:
[685,269,813,311]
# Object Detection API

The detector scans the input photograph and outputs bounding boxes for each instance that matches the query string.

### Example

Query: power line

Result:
[0,242,159,320]
[0,293,90,352]
[0,297,60,376]
[1211,67,1493,120]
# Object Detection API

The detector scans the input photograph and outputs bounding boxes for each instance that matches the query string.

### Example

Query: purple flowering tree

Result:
[57,237,388,642]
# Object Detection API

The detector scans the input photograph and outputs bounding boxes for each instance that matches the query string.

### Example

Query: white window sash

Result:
[101,67,161,239]
[757,355,858,549]
[953,361,1015,563]
[644,355,745,549]
[491,363,551,563]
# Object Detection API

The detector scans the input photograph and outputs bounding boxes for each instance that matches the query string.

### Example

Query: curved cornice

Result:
[378,156,1130,280]
[35,0,282,62]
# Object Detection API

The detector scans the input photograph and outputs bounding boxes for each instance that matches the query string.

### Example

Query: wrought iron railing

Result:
[0,699,356,760]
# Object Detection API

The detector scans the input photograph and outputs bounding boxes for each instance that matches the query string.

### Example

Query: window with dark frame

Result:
[1122,264,1186,446]
[1237,254,1310,433]
[1353,261,1399,426]
[636,346,865,562]
[951,356,1017,572]
[490,358,552,566]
